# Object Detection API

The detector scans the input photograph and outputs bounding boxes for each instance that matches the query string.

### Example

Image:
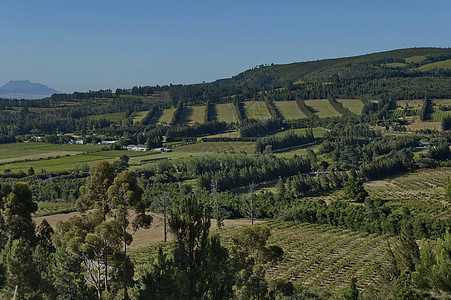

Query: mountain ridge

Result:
[0,80,59,100]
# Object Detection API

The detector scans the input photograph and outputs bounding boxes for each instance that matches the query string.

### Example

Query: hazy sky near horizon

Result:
[1,0,450,93]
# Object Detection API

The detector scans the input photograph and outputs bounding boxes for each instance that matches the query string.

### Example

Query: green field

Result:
[0,143,104,163]
[87,112,125,123]
[405,120,441,131]
[181,105,205,124]
[336,99,364,115]
[243,101,271,120]
[0,150,150,173]
[199,131,240,139]
[405,55,426,63]
[132,111,148,123]
[273,101,307,120]
[214,103,235,123]
[394,99,424,109]
[384,62,407,68]
[172,141,256,154]
[304,99,341,118]
[155,108,176,124]
[270,127,328,138]
[419,59,451,71]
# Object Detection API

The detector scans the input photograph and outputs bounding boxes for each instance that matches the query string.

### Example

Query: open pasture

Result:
[87,112,125,123]
[243,101,271,120]
[336,99,364,115]
[304,99,341,118]
[0,143,104,163]
[0,150,150,173]
[132,111,148,123]
[419,59,451,71]
[273,101,307,119]
[270,127,328,138]
[214,103,235,123]
[172,141,256,154]
[180,105,205,124]
[394,99,424,109]
[405,55,426,63]
[155,108,175,124]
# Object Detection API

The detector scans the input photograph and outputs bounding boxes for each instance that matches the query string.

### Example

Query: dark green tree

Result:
[343,176,368,203]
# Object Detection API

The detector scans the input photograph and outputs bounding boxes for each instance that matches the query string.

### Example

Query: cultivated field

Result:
[243,101,271,120]
[172,141,256,154]
[220,221,391,293]
[304,99,341,118]
[395,99,424,109]
[365,168,451,219]
[405,120,441,131]
[153,108,174,124]
[273,101,307,119]
[214,103,235,123]
[181,105,205,124]
[132,111,148,123]
[270,127,328,138]
[87,112,125,123]
[337,99,364,115]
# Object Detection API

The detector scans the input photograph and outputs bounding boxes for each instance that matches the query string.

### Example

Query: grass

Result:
[0,143,104,163]
[405,55,426,63]
[419,59,451,71]
[214,103,235,123]
[384,62,407,68]
[172,141,256,154]
[273,101,307,120]
[270,127,328,138]
[181,105,205,124]
[274,143,322,158]
[155,108,176,125]
[0,150,150,173]
[336,99,364,115]
[198,131,241,139]
[132,111,149,123]
[87,112,125,123]
[242,101,271,120]
[395,99,424,109]
[304,99,341,118]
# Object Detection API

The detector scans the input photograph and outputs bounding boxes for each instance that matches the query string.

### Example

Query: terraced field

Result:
[243,101,271,120]
[273,101,307,119]
[365,168,451,219]
[214,103,235,123]
[220,221,391,293]
[337,99,364,115]
[304,99,341,118]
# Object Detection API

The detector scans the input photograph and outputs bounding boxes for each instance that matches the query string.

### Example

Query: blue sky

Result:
[0,0,450,93]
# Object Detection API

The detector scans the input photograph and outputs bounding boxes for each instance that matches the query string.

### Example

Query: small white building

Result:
[125,144,148,151]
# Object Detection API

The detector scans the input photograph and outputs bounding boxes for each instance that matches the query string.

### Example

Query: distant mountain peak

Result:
[0,80,59,100]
